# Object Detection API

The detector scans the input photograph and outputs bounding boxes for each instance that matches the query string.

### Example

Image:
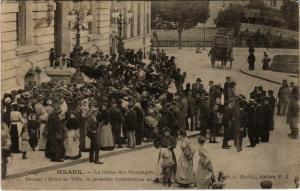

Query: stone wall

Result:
[1,0,151,95]
[1,1,56,93]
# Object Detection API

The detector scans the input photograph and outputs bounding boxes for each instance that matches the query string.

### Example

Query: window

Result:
[130,3,134,38]
[137,3,141,36]
[146,13,150,34]
[123,9,127,39]
[16,1,27,46]
[273,0,277,7]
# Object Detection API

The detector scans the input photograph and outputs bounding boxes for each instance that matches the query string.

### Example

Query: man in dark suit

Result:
[222,98,234,149]
[267,90,276,130]
[108,99,123,148]
[86,108,103,164]
[134,103,144,145]
[200,95,211,137]
[123,102,138,148]
[246,100,257,147]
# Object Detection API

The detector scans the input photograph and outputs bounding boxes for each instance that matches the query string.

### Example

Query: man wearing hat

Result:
[223,77,231,104]
[108,99,123,148]
[123,101,138,148]
[246,99,258,147]
[86,107,103,164]
[222,98,235,149]
[277,79,289,116]
[199,95,210,137]
[177,92,188,131]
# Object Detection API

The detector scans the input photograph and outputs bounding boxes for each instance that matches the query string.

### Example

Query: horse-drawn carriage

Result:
[209,28,234,69]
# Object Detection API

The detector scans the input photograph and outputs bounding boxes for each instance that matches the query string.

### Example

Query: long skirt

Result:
[9,123,22,153]
[128,130,136,148]
[195,163,213,189]
[45,136,65,161]
[64,130,81,159]
[98,123,114,150]
[20,141,31,152]
[155,147,176,181]
[175,154,195,185]
[38,123,47,150]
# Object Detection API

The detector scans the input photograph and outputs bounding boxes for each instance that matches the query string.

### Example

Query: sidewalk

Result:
[240,52,299,86]
[5,131,200,179]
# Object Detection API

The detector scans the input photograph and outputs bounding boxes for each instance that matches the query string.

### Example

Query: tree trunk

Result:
[178,30,183,49]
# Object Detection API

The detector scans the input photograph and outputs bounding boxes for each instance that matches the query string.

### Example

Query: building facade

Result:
[1,0,151,94]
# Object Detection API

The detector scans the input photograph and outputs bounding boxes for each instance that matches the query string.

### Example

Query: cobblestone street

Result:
[2,48,299,190]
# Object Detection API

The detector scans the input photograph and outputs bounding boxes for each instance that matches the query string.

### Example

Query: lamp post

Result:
[203,22,206,50]
[69,7,87,83]
[112,9,133,56]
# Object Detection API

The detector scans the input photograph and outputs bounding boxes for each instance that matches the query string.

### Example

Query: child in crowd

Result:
[28,114,40,150]
[160,148,175,187]
[20,125,31,159]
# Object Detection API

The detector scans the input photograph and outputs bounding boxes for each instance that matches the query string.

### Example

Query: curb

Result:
[240,64,281,85]
[5,132,200,180]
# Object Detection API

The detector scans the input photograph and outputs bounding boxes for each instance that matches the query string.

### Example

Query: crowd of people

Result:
[1,45,299,189]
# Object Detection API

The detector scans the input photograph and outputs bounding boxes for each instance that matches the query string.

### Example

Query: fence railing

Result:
[154,40,299,49]
[155,40,214,47]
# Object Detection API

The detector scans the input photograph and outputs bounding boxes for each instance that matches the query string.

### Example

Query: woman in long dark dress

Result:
[45,105,65,162]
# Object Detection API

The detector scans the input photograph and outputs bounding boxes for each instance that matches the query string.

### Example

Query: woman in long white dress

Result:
[64,112,81,159]
[175,130,195,187]
[195,136,214,189]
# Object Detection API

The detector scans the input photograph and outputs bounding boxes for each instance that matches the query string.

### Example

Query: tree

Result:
[280,0,299,31]
[152,1,210,49]
[214,4,245,37]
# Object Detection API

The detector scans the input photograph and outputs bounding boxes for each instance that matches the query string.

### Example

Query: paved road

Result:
[2,48,299,189]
